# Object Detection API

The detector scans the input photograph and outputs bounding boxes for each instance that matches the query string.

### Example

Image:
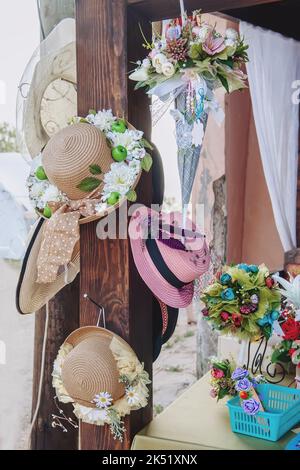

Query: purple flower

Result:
[231,367,249,381]
[235,378,252,392]
[242,398,260,415]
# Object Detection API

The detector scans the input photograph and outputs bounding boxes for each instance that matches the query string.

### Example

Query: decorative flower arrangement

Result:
[129,11,248,123]
[52,337,151,441]
[209,358,265,415]
[271,274,300,371]
[27,154,67,217]
[130,10,248,216]
[27,109,153,218]
[201,264,281,340]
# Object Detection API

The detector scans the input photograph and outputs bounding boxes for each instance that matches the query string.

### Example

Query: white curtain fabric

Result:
[240,22,300,252]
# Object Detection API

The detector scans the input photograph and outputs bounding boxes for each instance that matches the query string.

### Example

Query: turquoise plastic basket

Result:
[227,384,300,442]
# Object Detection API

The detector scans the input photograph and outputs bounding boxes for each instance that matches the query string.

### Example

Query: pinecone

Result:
[166,38,188,62]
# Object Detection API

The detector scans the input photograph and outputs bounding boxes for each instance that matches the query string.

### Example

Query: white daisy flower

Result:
[87,109,116,132]
[93,392,113,409]
[102,162,138,199]
[95,202,108,213]
[41,184,63,205]
[125,387,140,406]
[106,129,143,150]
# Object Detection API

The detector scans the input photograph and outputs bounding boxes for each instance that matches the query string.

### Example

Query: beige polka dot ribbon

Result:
[36,207,80,284]
[36,190,102,284]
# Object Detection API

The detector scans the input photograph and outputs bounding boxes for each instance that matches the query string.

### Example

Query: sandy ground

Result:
[0,260,34,450]
[0,260,197,449]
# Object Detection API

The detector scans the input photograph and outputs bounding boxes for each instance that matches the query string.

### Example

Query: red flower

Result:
[289,348,296,357]
[239,391,249,400]
[282,318,300,341]
[220,311,230,322]
[265,277,274,289]
[202,308,210,317]
[232,313,242,327]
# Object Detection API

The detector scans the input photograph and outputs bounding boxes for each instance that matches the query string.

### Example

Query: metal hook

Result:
[83,293,106,329]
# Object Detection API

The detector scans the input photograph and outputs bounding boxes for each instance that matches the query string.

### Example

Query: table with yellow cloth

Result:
[132,374,298,450]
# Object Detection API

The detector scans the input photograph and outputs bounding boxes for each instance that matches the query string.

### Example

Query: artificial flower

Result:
[221,288,235,301]
[273,274,300,308]
[225,28,239,41]
[142,58,151,69]
[152,53,168,72]
[125,387,140,406]
[161,62,176,78]
[193,24,212,42]
[202,31,225,56]
[102,162,138,199]
[107,129,143,151]
[224,38,236,48]
[231,368,249,381]
[87,109,116,132]
[93,392,113,409]
[250,294,259,304]
[220,311,230,322]
[232,313,242,327]
[281,318,300,341]
[211,368,225,379]
[220,273,232,285]
[242,398,260,415]
[235,378,252,392]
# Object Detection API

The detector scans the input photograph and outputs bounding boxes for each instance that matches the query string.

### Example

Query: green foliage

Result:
[89,164,102,175]
[76,177,100,192]
[141,153,153,172]
[0,122,18,153]
[126,189,137,202]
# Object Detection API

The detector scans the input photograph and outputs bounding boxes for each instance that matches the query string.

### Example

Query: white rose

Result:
[129,67,149,82]
[161,62,175,78]
[225,38,236,48]
[193,24,212,42]
[225,28,238,41]
[152,53,167,70]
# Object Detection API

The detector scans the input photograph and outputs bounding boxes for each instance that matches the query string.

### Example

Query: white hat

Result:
[17,18,77,159]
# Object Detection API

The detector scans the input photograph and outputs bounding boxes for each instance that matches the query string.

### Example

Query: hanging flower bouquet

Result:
[129,10,248,209]
[201,264,281,340]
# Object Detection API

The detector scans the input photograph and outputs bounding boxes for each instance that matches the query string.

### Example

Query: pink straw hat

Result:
[129,206,210,308]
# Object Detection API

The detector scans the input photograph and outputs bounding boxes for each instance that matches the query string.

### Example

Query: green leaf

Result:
[88,109,97,115]
[76,177,101,192]
[89,164,102,175]
[217,74,229,93]
[140,138,154,151]
[79,117,89,123]
[218,58,234,69]
[126,189,137,202]
[141,153,153,172]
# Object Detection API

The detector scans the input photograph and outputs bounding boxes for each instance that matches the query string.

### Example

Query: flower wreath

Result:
[52,335,151,441]
[201,263,281,340]
[27,109,153,219]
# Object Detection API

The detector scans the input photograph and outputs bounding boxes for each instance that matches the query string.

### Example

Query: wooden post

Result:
[30,0,79,451]
[76,0,153,450]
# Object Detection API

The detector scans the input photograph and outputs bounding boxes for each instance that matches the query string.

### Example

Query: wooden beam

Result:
[127,0,282,22]
[76,0,153,450]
